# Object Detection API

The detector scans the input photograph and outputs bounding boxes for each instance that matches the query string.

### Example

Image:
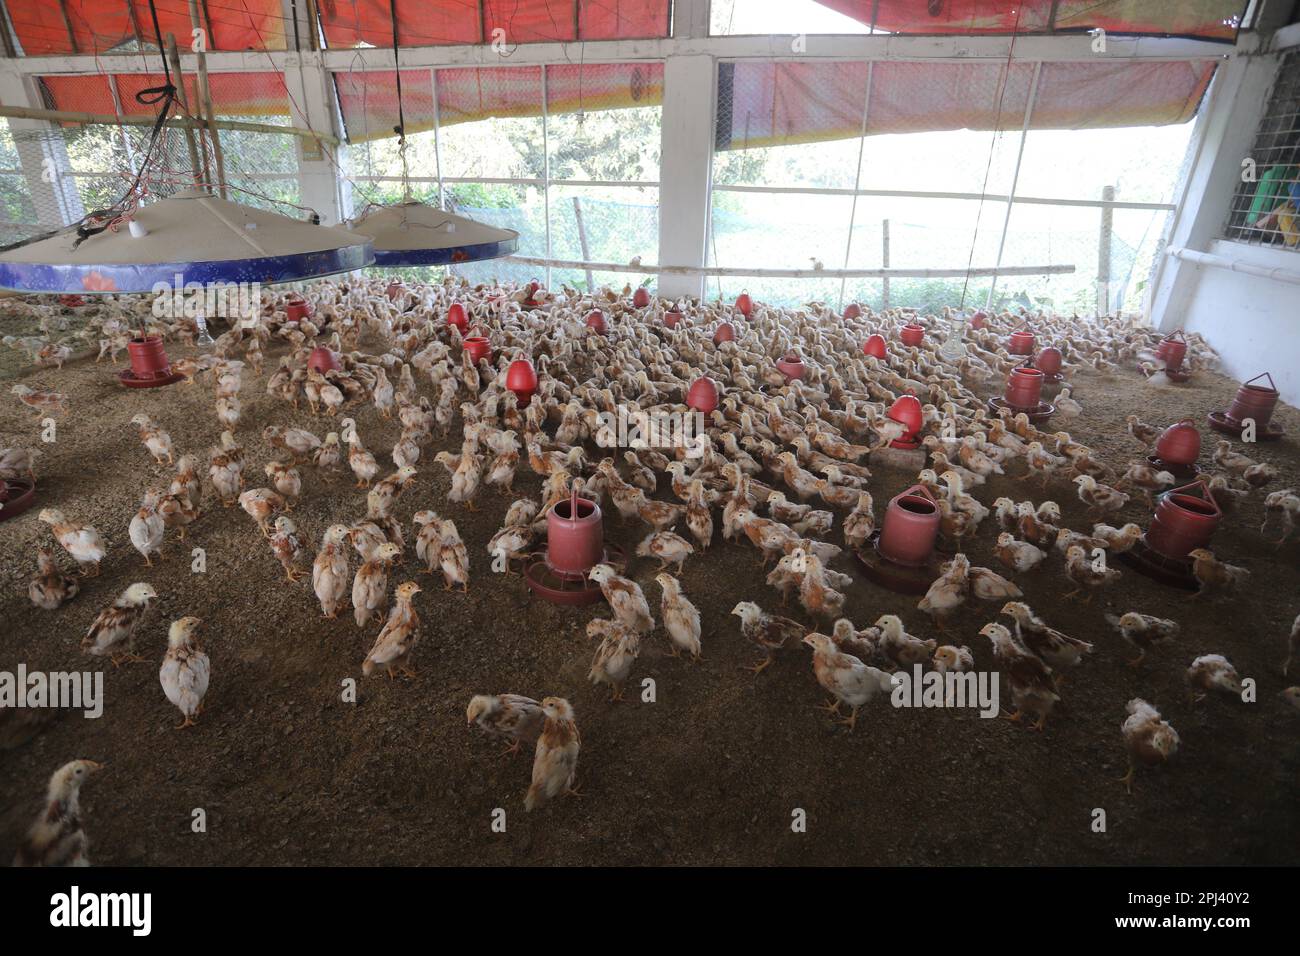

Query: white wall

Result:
[1179,239,1300,404]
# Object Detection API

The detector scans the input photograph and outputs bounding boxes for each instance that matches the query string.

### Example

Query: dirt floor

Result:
[1,313,1298,866]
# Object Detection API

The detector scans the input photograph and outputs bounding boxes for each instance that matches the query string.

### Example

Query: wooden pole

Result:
[1097,184,1114,316]
[881,219,891,309]
[572,195,594,292]
[165,33,205,188]
[190,0,227,198]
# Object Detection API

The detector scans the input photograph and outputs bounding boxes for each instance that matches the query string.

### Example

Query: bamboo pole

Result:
[165,34,206,188]
[189,0,227,199]
[0,105,340,145]
[505,256,1076,280]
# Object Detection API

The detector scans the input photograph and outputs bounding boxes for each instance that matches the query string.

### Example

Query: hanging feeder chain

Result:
[390,0,410,202]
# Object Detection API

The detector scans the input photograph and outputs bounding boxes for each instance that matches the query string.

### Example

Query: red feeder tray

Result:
[524,544,628,605]
[1115,536,1199,591]
[0,477,36,523]
[854,531,941,595]
[119,335,183,388]
[987,397,1055,426]
[1208,372,1284,441]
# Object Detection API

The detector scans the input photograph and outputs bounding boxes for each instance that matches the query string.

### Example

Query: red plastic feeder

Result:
[1148,419,1201,480]
[447,302,469,334]
[663,309,684,329]
[969,310,988,330]
[386,280,403,301]
[687,377,719,414]
[1209,372,1283,441]
[1034,346,1063,381]
[863,334,888,359]
[307,345,339,374]
[843,302,862,320]
[713,321,735,344]
[119,335,184,388]
[988,362,1054,425]
[522,280,544,309]
[0,476,36,523]
[887,393,923,449]
[463,336,492,365]
[776,353,806,383]
[1119,480,1221,590]
[1153,330,1190,382]
[734,291,754,318]
[634,287,652,309]
[506,358,538,407]
[899,323,925,347]
[585,309,607,334]
[1008,327,1035,356]
[524,483,626,605]
[285,296,311,323]
[855,484,942,594]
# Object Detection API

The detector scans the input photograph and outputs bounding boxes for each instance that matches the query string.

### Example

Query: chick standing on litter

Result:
[159,617,210,729]
[12,759,103,867]
[525,697,580,812]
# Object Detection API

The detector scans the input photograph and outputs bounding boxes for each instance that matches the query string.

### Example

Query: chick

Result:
[1126,415,1162,446]
[980,622,1058,730]
[1064,544,1120,602]
[655,572,702,661]
[263,461,303,509]
[82,583,157,665]
[1074,475,1130,515]
[1211,440,1257,477]
[1106,611,1179,666]
[159,617,210,729]
[1186,654,1243,702]
[38,508,106,576]
[128,491,166,566]
[995,532,1047,573]
[130,413,173,465]
[636,530,695,574]
[434,448,483,511]
[269,516,310,582]
[12,760,103,867]
[344,425,380,488]
[1000,601,1093,675]
[1120,698,1179,793]
[11,383,68,416]
[970,564,1023,601]
[588,563,654,633]
[525,697,580,812]
[362,581,423,678]
[467,693,545,756]
[587,618,642,700]
[352,542,401,627]
[798,552,846,620]
[731,600,806,673]
[870,614,936,668]
[803,632,894,730]
[28,546,79,610]
[1187,548,1250,598]
[238,488,285,538]
[842,490,875,549]
[1121,461,1176,502]
[313,432,342,471]
[1091,521,1143,553]
[312,524,351,618]
[435,518,470,593]
[918,553,970,628]
[932,643,974,674]
[367,466,417,520]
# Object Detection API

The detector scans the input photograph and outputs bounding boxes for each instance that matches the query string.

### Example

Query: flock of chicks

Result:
[4,278,1299,866]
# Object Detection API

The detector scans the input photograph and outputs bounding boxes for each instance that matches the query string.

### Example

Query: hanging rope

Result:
[390,0,410,202]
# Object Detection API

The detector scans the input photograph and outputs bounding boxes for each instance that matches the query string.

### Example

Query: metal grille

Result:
[1224,51,1300,249]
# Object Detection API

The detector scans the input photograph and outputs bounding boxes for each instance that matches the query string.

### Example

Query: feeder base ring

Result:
[1115,535,1198,591]
[119,368,185,389]
[1164,369,1191,383]
[1146,455,1200,482]
[1207,410,1283,441]
[854,532,940,595]
[987,397,1055,426]
[525,544,627,606]
[0,477,36,523]
[868,445,927,472]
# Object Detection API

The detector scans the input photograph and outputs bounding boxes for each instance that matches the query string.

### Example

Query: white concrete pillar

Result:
[656,54,715,301]
[281,51,346,225]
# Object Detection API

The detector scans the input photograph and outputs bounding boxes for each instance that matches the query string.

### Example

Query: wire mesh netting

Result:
[1225,52,1300,250]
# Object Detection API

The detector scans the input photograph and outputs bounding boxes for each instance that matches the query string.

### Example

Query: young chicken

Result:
[263,461,303,510]
[587,618,642,700]
[1125,415,1162,447]
[1211,440,1257,477]
[995,533,1047,573]
[1120,698,1179,793]
[82,583,157,665]
[1000,601,1093,674]
[434,518,470,592]
[238,487,285,538]
[655,572,702,661]
[1064,544,1120,602]
[269,515,310,582]
[933,643,974,674]
[918,553,970,628]
[803,632,894,730]
[11,759,103,867]
[28,546,79,610]
[1187,548,1250,598]
[1106,611,1180,666]
[159,616,210,729]
[344,426,380,488]
[130,413,173,465]
[798,552,846,620]
[869,614,936,668]
[1074,475,1130,515]
[312,525,351,618]
[434,448,483,511]
[1186,654,1243,702]
[367,466,417,520]
[352,542,401,627]
[128,491,165,566]
[842,491,875,549]
[636,530,695,574]
[1121,461,1176,502]
[980,622,1058,731]
[1090,521,1143,553]
[588,563,654,633]
[467,693,545,756]
[362,581,423,678]
[731,600,806,673]
[38,509,106,576]
[685,479,714,550]
[11,383,68,417]
[313,432,342,471]
[524,697,580,812]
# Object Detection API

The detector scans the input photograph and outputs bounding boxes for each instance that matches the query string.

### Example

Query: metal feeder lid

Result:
[346,200,519,267]
[0,189,374,294]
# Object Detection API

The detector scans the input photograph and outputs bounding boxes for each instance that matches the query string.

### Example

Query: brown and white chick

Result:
[82,582,157,665]
[38,509,106,576]
[352,542,401,627]
[362,581,423,678]
[1186,654,1243,703]
[731,600,806,673]
[467,693,545,756]
[28,546,79,610]
[238,488,285,538]
[842,490,875,549]
[525,697,580,812]
[1064,544,1120,602]
[803,632,894,731]
[130,413,173,465]
[1091,522,1143,553]
[1000,601,1093,675]
[269,515,309,582]
[1073,475,1129,516]
[1120,698,1179,793]
[588,563,654,633]
[655,572,702,661]
[980,622,1058,731]
[263,461,302,510]
[312,524,351,618]
[636,530,695,574]
[12,759,104,867]
[1187,548,1249,598]
[159,616,210,729]
[128,491,165,566]
[869,613,936,668]
[587,618,642,700]
[918,553,970,627]
[1106,612,1180,666]
[995,532,1047,573]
